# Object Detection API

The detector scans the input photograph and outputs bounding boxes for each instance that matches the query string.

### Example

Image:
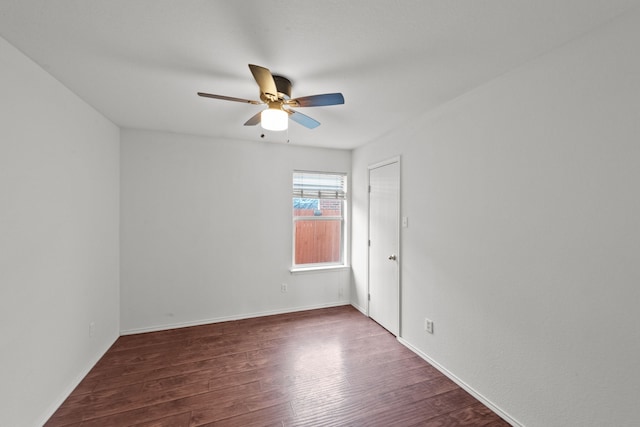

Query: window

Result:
[292,171,347,269]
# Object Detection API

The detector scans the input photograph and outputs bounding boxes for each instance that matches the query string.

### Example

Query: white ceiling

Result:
[1,1,638,149]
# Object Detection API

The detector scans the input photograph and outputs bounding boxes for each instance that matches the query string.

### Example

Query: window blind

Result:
[293,171,347,200]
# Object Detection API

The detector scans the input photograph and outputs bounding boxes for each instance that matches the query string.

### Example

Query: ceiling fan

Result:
[198,64,344,131]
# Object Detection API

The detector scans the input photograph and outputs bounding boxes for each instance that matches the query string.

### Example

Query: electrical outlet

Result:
[424,318,434,334]
[281,283,288,293]
[89,322,95,337]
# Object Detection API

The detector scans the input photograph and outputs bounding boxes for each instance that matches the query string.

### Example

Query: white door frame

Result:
[367,156,401,337]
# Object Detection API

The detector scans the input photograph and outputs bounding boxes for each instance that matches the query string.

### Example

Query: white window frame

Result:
[291,170,348,272]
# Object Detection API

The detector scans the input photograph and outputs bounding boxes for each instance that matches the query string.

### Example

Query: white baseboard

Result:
[350,301,367,316]
[397,337,523,427]
[120,301,352,335]
[37,336,117,426]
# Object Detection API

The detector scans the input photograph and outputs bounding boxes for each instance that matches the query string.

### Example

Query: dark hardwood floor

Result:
[45,305,510,426]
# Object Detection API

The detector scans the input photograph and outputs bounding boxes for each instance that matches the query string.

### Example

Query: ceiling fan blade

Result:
[248,64,278,99]
[197,92,261,105]
[244,111,262,126]
[288,110,320,129]
[288,93,344,108]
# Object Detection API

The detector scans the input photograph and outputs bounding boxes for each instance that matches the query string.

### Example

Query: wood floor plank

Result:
[79,380,211,421]
[417,402,506,427]
[45,305,510,427]
[194,402,294,427]
[76,383,263,427]
[130,411,192,427]
[92,352,250,393]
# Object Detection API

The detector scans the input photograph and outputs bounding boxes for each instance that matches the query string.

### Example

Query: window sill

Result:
[289,265,351,274]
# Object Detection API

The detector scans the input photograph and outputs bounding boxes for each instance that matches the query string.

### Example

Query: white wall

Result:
[0,38,120,426]
[352,9,640,427]
[120,129,351,333]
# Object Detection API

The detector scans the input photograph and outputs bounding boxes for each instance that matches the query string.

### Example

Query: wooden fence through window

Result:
[294,208,341,264]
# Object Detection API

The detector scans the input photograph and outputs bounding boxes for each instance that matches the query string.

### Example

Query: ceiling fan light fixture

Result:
[261,108,288,131]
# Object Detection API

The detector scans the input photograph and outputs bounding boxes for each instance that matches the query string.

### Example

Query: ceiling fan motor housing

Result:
[272,75,292,100]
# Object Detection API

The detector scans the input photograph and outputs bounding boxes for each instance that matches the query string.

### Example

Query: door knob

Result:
[388,254,397,261]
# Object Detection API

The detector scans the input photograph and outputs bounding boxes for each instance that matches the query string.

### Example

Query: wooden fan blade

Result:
[198,92,261,105]
[244,111,262,126]
[288,110,320,129]
[288,93,344,108]
[248,64,278,99]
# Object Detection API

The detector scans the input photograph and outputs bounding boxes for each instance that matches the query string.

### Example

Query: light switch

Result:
[402,216,408,228]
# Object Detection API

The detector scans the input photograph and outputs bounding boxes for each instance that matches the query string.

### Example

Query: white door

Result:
[368,158,400,336]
